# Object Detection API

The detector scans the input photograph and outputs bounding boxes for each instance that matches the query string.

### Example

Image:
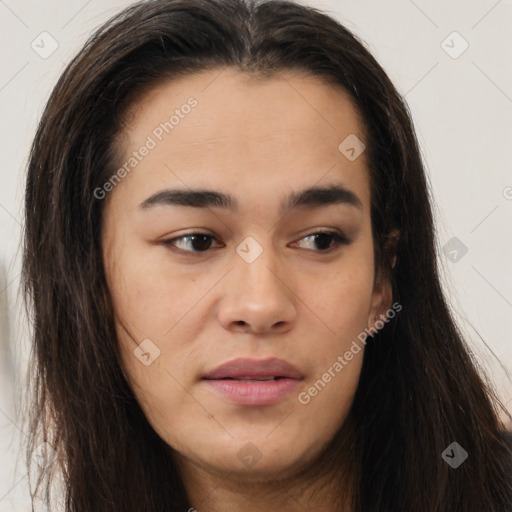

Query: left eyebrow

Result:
[139,183,363,215]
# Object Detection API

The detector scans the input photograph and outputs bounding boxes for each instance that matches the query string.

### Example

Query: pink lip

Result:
[202,357,303,406]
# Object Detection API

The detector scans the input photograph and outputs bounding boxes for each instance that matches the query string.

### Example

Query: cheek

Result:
[107,245,196,339]
[117,332,196,443]
[293,245,373,406]
[105,245,193,419]
[294,277,370,438]
[297,349,363,434]
[302,248,375,345]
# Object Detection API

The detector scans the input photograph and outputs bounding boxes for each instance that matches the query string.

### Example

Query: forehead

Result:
[111,68,370,214]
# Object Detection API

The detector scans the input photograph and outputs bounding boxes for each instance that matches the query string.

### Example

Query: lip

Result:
[202,357,303,406]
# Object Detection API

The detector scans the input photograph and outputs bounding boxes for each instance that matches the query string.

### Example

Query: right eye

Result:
[160,233,224,254]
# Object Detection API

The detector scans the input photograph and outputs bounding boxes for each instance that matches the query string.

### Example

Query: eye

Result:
[292,230,350,252]
[160,233,223,253]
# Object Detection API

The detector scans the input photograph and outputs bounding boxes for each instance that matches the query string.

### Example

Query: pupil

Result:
[314,233,332,250]
[191,234,211,251]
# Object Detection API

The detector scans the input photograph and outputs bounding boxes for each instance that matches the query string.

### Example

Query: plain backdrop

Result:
[1,0,511,509]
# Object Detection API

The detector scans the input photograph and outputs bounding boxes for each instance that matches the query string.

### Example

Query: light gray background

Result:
[1,0,511,509]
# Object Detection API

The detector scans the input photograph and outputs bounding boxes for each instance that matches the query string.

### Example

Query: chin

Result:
[181,433,323,481]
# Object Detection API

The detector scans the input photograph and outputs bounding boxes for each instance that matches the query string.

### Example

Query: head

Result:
[102,67,395,481]
[22,1,511,511]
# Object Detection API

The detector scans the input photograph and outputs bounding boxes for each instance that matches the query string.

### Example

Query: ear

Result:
[366,229,399,331]
[366,276,393,331]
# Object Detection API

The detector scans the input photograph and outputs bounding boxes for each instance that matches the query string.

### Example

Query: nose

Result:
[217,242,298,335]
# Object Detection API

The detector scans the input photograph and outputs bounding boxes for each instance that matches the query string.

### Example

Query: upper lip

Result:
[203,357,303,380]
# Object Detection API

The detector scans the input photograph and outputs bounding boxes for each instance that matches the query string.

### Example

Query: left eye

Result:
[294,231,349,251]
[161,230,349,254]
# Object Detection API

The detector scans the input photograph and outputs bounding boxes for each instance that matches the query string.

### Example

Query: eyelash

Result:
[160,230,350,255]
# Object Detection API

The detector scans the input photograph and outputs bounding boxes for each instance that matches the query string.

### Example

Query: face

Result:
[101,68,392,481]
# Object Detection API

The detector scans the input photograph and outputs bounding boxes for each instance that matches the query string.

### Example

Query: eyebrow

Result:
[139,183,363,215]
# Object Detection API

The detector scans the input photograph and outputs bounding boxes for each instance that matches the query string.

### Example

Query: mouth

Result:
[202,357,303,380]
[204,376,291,382]
[202,357,303,406]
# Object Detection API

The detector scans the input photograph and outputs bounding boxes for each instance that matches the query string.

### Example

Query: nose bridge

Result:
[217,234,297,332]
[234,234,286,300]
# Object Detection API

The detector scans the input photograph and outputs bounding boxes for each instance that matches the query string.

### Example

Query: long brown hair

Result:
[21,0,512,510]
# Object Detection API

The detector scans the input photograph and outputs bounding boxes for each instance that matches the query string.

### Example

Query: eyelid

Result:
[296,227,350,242]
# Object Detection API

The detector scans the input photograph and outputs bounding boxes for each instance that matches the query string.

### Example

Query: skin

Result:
[102,68,393,512]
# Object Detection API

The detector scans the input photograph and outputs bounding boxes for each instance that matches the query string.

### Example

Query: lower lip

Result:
[203,378,301,405]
